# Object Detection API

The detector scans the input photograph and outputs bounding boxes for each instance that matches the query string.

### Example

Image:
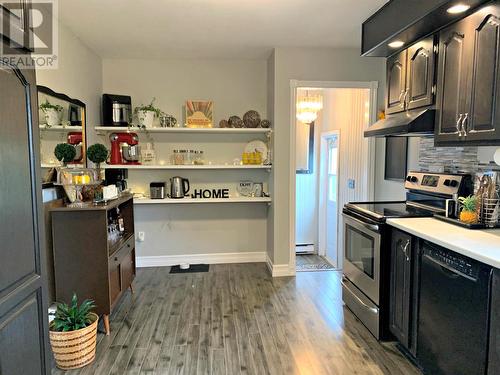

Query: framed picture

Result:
[385,137,408,181]
[185,100,213,128]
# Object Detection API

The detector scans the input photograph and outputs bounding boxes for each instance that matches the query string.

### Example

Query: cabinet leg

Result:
[103,314,110,336]
[129,284,134,294]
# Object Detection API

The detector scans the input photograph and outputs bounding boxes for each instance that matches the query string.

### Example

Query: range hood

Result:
[364,108,435,137]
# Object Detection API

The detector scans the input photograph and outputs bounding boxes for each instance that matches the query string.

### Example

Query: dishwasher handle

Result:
[422,253,477,282]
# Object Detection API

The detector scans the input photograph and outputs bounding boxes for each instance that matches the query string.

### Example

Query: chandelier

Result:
[296,91,323,123]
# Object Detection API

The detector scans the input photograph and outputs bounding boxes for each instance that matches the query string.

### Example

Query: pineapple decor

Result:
[458,195,479,224]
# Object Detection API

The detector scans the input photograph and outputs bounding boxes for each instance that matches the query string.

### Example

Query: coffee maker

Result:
[67,132,83,163]
[102,94,132,126]
[109,132,141,165]
[105,168,128,192]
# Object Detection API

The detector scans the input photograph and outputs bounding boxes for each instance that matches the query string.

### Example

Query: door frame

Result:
[318,130,340,266]
[289,80,378,274]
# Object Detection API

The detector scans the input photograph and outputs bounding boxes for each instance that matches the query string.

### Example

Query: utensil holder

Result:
[480,191,500,228]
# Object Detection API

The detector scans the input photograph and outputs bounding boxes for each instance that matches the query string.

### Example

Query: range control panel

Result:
[404,171,472,197]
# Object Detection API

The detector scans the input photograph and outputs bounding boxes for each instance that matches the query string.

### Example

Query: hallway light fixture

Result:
[296,91,323,123]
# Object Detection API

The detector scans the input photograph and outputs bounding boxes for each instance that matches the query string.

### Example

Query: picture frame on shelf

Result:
[185,100,213,128]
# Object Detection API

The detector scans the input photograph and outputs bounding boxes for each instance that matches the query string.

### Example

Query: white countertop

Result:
[386,217,500,269]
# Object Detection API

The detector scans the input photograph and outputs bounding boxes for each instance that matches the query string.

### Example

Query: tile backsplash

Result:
[418,137,499,174]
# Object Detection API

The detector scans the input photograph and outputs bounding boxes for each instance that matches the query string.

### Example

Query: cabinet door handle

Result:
[114,257,118,262]
[456,113,463,134]
[401,239,410,262]
[461,113,469,136]
[404,88,410,107]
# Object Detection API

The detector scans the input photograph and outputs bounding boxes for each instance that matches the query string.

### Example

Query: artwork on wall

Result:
[385,136,408,181]
[185,100,213,128]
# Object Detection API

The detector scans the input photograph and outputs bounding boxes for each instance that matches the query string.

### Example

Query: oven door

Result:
[342,213,381,305]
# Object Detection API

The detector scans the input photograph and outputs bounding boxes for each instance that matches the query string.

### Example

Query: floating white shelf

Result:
[41,163,83,168]
[134,197,272,205]
[94,126,271,134]
[104,164,271,171]
[39,125,82,132]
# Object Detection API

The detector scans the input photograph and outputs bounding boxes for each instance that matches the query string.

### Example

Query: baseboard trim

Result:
[136,251,267,268]
[266,255,296,277]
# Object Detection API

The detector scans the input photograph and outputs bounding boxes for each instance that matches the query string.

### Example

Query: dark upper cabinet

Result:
[385,36,436,115]
[435,21,469,142]
[0,0,33,51]
[465,7,500,142]
[406,37,436,110]
[435,3,500,145]
[386,50,407,115]
[389,229,413,350]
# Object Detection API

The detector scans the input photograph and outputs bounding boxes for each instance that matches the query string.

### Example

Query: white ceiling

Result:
[59,0,387,59]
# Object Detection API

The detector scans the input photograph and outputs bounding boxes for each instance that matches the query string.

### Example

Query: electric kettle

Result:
[170,176,190,199]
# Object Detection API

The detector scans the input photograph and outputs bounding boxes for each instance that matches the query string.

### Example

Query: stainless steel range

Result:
[341,171,473,339]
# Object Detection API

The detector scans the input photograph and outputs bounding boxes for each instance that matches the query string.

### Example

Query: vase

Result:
[44,108,61,127]
[137,110,155,128]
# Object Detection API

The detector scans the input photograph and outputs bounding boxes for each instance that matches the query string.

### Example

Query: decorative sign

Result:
[185,100,213,128]
[191,188,229,199]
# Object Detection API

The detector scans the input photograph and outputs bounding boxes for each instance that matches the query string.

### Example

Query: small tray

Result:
[433,214,500,229]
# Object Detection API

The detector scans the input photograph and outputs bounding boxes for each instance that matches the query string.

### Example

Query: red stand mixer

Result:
[67,132,83,163]
[109,132,141,165]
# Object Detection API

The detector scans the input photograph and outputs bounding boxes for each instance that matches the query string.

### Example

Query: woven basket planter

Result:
[49,313,99,370]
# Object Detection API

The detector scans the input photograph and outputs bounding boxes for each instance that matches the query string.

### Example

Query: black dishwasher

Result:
[417,241,492,375]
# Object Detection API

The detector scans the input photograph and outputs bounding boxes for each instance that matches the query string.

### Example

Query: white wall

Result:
[268,47,386,266]
[102,58,269,259]
[36,22,103,146]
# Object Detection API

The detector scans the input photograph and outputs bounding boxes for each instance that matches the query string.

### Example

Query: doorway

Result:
[291,81,377,273]
[319,131,339,266]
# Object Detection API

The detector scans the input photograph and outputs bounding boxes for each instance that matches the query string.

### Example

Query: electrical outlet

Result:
[137,231,145,242]
[348,179,355,189]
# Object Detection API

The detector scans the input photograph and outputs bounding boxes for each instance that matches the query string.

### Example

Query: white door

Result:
[325,136,339,264]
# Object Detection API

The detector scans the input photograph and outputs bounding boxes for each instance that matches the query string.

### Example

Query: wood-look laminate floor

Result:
[52,263,421,375]
[296,254,335,271]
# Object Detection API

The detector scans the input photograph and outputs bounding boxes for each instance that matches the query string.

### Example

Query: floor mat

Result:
[170,264,210,273]
[296,255,335,272]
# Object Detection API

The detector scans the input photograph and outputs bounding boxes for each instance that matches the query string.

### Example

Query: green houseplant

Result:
[87,143,108,169]
[87,143,108,191]
[134,97,162,128]
[40,99,63,127]
[54,143,76,166]
[49,293,98,370]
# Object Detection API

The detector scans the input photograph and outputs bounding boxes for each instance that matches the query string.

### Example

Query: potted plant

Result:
[134,97,161,128]
[87,143,108,179]
[40,99,63,127]
[54,143,76,167]
[49,293,98,370]
[458,195,479,224]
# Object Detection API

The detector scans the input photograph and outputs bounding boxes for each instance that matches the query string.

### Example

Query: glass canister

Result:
[172,149,185,165]
[193,150,205,165]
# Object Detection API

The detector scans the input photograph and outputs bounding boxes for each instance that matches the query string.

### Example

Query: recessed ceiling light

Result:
[447,4,470,14]
[388,40,405,48]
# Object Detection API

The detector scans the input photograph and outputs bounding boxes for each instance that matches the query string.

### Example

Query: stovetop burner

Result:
[344,201,435,222]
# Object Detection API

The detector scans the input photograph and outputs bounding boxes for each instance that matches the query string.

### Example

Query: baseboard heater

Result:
[295,244,315,253]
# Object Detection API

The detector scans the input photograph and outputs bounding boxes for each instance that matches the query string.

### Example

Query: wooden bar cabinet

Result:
[51,194,136,335]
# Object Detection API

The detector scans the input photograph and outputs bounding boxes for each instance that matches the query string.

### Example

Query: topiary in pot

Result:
[49,293,98,370]
[87,143,108,169]
[54,143,76,166]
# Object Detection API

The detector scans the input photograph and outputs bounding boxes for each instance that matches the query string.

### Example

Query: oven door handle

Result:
[342,277,379,315]
[343,213,379,232]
